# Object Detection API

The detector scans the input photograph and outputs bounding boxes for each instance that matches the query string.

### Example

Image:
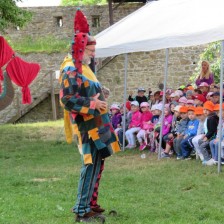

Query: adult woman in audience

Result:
[195,61,214,87]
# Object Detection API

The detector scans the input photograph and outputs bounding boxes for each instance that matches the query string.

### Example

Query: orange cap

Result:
[187,106,195,112]
[179,106,188,113]
[214,104,220,111]
[187,86,194,90]
[214,103,224,111]
[195,107,204,115]
[203,101,214,112]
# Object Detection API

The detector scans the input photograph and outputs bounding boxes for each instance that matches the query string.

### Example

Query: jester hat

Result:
[72,9,96,74]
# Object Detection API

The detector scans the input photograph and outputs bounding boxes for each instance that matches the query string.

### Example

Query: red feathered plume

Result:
[72,33,88,74]
[74,9,89,34]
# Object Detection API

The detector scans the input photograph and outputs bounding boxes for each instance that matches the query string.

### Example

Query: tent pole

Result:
[122,53,128,151]
[218,40,224,173]
[158,48,169,159]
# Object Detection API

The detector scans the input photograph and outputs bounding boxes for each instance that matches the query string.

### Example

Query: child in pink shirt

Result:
[125,101,142,149]
[137,102,153,150]
[154,104,173,150]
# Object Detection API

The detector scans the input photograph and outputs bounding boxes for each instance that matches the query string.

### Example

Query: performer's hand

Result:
[93,93,107,111]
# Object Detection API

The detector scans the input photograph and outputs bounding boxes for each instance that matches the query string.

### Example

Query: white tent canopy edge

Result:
[95,0,224,58]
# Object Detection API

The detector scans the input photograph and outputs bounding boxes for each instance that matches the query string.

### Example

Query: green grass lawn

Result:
[1,121,224,224]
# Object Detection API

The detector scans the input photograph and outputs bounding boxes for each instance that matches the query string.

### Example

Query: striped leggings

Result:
[72,141,103,216]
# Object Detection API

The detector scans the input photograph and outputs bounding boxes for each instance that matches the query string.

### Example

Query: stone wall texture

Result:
[0,4,206,123]
[97,46,205,106]
[7,4,144,41]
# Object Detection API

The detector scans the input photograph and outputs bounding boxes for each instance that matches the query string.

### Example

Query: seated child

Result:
[173,106,189,159]
[161,105,181,158]
[145,104,162,151]
[154,104,173,150]
[198,82,209,97]
[170,92,180,103]
[136,102,153,150]
[117,102,132,147]
[191,107,206,161]
[170,101,178,115]
[180,106,199,159]
[110,103,122,131]
[198,101,219,164]
[206,103,224,165]
[210,92,220,105]
[125,101,142,149]
[178,97,188,106]
[128,87,148,106]
[186,99,194,106]
[185,90,194,99]
[194,94,206,107]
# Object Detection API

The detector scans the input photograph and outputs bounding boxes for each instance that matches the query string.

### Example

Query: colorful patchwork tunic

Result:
[60,56,121,164]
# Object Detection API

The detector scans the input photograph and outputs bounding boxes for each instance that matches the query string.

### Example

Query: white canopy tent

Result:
[96,0,224,57]
[95,0,224,173]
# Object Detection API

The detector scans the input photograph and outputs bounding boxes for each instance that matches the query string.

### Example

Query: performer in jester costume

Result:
[59,10,121,223]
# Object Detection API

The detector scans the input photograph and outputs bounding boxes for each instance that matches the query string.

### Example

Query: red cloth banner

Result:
[6,56,40,104]
[0,36,14,93]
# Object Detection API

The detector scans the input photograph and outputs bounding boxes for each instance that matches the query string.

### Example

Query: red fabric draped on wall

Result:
[0,36,14,93]
[6,56,40,104]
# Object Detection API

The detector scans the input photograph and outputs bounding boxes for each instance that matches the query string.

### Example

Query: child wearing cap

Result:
[125,101,142,149]
[178,97,188,106]
[170,101,178,115]
[170,92,180,103]
[191,107,206,161]
[136,102,153,150]
[128,87,148,106]
[194,94,206,107]
[206,104,224,165]
[165,89,173,103]
[154,104,173,150]
[110,103,122,130]
[198,101,219,164]
[206,92,214,101]
[186,100,194,106]
[145,104,162,151]
[198,82,209,97]
[210,92,220,104]
[173,106,189,159]
[180,107,199,160]
[175,90,183,97]
[161,105,181,158]
[185,90,194,99]
[116,103,132,146]
[151,91,163,106]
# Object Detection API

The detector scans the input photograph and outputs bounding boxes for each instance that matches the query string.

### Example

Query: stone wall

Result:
[97,46,204,106]
[16,95,63,123]
[7,4,144,41]
[0,4,206,123]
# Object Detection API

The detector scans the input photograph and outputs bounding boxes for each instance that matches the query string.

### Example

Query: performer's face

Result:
[83,45,96,65]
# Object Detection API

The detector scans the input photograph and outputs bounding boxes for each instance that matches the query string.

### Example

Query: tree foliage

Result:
[0,0,32,32]
[190,42,221,85]
[61,0,107,6]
